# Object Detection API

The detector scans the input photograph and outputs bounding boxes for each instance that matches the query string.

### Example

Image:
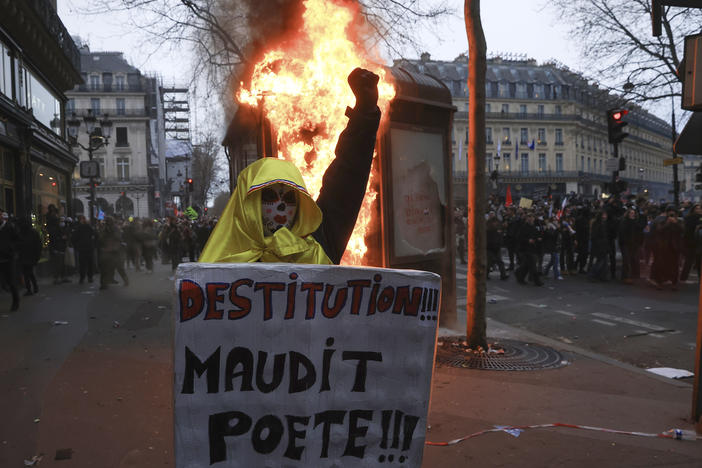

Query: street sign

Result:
[605,158,619,171]
[80,160,99,178]
[663,157,684,166]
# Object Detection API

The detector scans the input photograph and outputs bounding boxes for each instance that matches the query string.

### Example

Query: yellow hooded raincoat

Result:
[198,158,332,264]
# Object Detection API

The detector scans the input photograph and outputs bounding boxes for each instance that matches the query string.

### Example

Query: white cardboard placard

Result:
[174,263,441,467]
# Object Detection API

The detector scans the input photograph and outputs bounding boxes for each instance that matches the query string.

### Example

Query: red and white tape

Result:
[425,423,701,446]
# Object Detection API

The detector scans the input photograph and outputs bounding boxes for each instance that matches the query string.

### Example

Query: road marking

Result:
[456,273,467,280]
[488,295,510,301]
[592,319,616,327]
[591,312,668,331]
[525,303,547,308]
[552,309,575,317]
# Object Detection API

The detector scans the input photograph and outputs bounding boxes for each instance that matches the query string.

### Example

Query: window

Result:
[520,128,528,144]
[116,98,125,115]
[519,104,527,116]
[599,159,602,173]
[95,157,105,179]
[486,127,493,144]
[90,74,100,91]
[538,153,546,172]
[486,153,492,172]
[580,156,584,171]
[538,128,546,144]
[502,127,511,143]
[66,99,75,115]
[503,153,511,171]
[587,157,591,172]
[516,83,527,98]
[587,135,591,150]
[465,128,469,144]
[1,41,12,98]
[555,105,562,116]
[520,154,529,173]
[555,128,563,145]
[115,75,125,91]
[91,98,100,115]
[556,153,563,172]
[537,104,544,117]
[117,157,130,181]
[501,103,509,114]
[485,103,491,113]
[533,84,543,98]
[115,127,129,147]
[498,82,509,97]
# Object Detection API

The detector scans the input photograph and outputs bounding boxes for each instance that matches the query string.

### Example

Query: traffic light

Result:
[618,157,626,171]
[607,108,629,144]
[187,178,194,192]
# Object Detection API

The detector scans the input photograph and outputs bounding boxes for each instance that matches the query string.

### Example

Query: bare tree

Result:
[190,133,223,208]
[549,0,702,103]
[464,0,487,349]
[83,0,454,100]
[209,191,231,218]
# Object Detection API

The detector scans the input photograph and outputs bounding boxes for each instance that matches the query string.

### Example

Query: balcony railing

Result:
[76,84,145,93]
[71,108,147,118]
[29,0,81,72]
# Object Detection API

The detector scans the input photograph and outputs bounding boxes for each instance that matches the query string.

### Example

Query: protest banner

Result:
[519,197,533,209]
[174,263,441,467]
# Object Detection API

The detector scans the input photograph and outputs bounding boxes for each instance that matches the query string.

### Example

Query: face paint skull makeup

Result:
[261,183,298,236]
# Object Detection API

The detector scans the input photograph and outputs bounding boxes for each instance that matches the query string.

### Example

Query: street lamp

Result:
[67,110,112,225]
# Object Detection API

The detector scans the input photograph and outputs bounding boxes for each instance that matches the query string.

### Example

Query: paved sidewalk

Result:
[423,320,701,467]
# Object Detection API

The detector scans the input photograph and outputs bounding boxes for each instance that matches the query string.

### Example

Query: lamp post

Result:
[67,110,112,225]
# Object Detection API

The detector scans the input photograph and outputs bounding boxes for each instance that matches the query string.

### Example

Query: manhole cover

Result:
[436,338,569,371]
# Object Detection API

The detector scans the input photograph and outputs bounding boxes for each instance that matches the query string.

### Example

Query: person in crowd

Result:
[650,206,684,290]
[559,218,576,275]
[98,216,129,290]
[515,213,542,286]
[680,203,702,282]
[0,210,20,311]
[543,218,563,280]
[486,212,508,280]
[588,210,610,282]
[505,209,521,271]
[72,215,96,284]
[162,217,183,272]
[574,206,590,273]
[17,218,41,295]
[455,207,467,265]
[618,208,643,284]
[123,219,142,271]
[48,214,70,285]
[139,218,159,273]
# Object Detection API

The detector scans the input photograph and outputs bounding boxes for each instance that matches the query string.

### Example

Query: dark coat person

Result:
[72,215,96,283]
[515,214,542,286]
[650,207,684,289]
[618,208,643,283]
[0,211,20,311]
[17,218,41,295]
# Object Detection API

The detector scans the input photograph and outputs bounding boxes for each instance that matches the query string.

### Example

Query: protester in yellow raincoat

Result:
[199,68,381,265]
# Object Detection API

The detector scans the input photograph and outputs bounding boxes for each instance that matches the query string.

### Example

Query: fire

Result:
[237,0,395,265]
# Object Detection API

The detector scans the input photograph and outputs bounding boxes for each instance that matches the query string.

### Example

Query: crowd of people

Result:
[0,205,217,311]
[456,194,702,290]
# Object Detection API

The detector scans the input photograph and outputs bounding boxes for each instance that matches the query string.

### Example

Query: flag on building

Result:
[528,139,535,150]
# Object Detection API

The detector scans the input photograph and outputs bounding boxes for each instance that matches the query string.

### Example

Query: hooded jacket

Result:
[199,158,332,264]
[199,102,381,264]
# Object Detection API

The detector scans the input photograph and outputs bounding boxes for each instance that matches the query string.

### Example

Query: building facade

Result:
[0,0,82,219]
[396,54,675,205]
[66,44,154,219]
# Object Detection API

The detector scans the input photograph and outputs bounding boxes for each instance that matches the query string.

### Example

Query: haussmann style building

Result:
[395,53,675,205]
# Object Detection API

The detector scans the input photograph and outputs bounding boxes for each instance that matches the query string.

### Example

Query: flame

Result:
[237,0,395,265]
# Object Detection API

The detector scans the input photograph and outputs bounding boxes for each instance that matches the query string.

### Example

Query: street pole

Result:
[89,145,97,225]
[671,96,680,207]
[611,142,620,199]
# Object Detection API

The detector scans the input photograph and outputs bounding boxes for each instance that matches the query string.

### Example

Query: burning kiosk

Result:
[223,65,457,327]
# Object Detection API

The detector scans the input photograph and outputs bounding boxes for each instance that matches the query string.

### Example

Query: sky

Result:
[58,0,580,86]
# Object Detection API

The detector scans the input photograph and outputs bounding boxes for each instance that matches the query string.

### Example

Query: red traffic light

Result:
[187,178,193,184]
[611,109,628,121]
